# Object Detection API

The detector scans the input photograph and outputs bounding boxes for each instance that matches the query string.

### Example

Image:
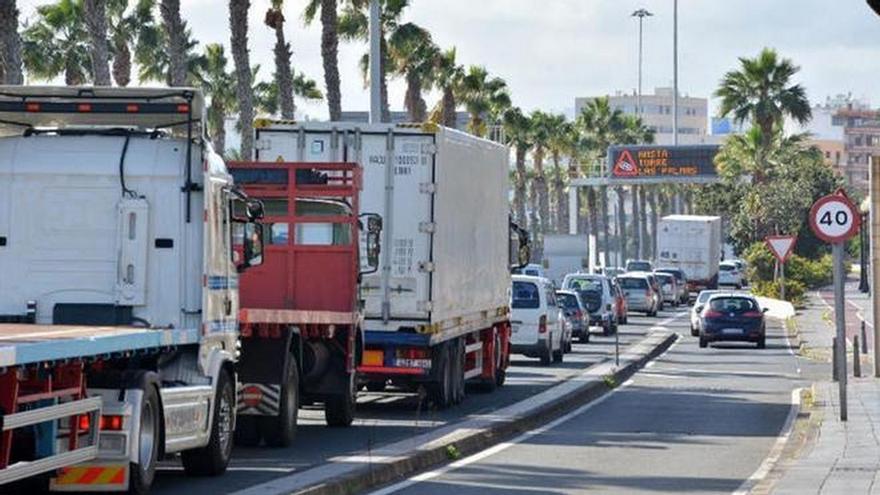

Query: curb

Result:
[237,329,677,495]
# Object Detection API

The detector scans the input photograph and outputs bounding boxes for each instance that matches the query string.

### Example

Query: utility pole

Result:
[672,0,679,146]
[369,0,381,124]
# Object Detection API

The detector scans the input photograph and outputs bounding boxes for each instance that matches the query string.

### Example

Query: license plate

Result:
[722,328,743,335]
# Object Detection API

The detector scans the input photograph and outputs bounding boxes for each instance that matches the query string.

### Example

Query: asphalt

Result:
[369,312,815,495]
[150,312,662,495]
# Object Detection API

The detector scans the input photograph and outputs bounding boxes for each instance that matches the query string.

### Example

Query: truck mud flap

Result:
[237,383,281,416]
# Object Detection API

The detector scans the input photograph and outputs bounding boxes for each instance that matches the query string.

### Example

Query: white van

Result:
[510,275,564,365]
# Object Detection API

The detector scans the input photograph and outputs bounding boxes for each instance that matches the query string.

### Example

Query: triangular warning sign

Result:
[765,235,797,262]
[612,149,639,177]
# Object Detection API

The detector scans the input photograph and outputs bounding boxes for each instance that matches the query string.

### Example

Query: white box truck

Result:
[656,215,722,292]
[0,87,266,492]
[252,121,515,407]
[542,234,589,285]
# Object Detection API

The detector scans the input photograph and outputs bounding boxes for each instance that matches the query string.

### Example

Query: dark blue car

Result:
[699,295,767,349]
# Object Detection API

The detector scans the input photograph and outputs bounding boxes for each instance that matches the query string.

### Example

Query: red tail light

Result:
[100,415,124,431]
[575,310,583,320]
[539,315,548,334]
[742,311,763,318]
[703,310,723,319]
[78,414,91,431]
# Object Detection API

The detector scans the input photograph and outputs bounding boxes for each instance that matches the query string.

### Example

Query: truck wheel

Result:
[325,371,356,427]
[128,384,160,495]
[181,369,234,476]
[428,344,453,408]
[451,338,466,404]
[234,415,261,447]
[259,355,299,447]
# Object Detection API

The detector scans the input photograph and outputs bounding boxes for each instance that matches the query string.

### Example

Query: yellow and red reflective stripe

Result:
[55,465,127,485]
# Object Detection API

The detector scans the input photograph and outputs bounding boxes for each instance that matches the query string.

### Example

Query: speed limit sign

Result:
[809,190,861,244]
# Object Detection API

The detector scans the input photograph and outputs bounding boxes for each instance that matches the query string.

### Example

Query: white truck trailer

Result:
[656,214,722,292]
[0,87,264,492]
[542,234,589,286]
[252,121,515,407]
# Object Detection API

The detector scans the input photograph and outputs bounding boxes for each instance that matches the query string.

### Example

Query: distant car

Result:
[610,278,628,325]
[690,290,722,336]
[513,263,546,279]
[625,259,654,273]
[654,272,680,307]
[631,271,664,311]
[699,294,767,349]
[731,259,748,285]
[562,273,618,336]
[617,274,659,317]
[556,290,590,343]
[655,267,689,304]
[603,266,625,278]
[718,261,744,289]
[510,275,565,365]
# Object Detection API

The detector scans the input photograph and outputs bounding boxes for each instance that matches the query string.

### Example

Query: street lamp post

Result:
[632,8,652,260]
[369,0,381,124]
[860,210,870,293]
[672,0,678,146]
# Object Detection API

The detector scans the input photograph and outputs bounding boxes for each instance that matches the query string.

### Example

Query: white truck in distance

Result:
[656,215,722,293]
[0,87,264,493]
[542,234,589,286]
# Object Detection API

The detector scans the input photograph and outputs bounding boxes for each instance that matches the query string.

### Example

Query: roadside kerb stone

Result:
[233,329,678,495]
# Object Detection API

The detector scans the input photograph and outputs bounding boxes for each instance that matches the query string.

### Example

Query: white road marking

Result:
[366,324,683,495]
[731,388,802,495]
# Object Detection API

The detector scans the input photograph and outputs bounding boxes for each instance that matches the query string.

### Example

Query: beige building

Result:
[575,87,709,145]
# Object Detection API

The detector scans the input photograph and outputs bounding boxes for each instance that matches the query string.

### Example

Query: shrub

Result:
[743,241,833,291]
[751,279,806,305]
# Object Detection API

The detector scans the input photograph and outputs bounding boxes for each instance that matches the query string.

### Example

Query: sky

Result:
[16,0,880,122]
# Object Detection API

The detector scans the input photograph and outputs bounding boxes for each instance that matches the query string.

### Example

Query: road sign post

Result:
[809,189,861,422]
[766,235,797,301]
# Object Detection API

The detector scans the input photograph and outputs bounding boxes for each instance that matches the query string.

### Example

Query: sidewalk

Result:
[817,276,874,349]
[773,292,880,494]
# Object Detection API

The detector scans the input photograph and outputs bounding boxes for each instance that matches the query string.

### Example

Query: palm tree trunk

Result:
[112,37,131,86]
[513,147,528,227]
[441,88,456,128]
[647,187,658,260]
[161,0,187,86]
[210,103,227,157]
[379,35,390,123]
[587,187,599,267]
[616,186,627,264]
[578,189,588,235]
[534,149,550,240]
[84,0,112,86]
[320,0,342,120]
[271,17,295,119]
[639,185,648,259]
[554,163,568,234]
[404,72,426,122]
[229,0,254,159]
[0,1,23,85]
[600,186,610,268]
[630,185,639,259]
[528,180,542,262]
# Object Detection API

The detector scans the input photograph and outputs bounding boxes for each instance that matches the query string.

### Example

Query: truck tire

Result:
[234,416,261,447]
[451,338,465,404]
[128,384,160,495]
[494,332,507,388]
[259,354,299,447]
[325,371,356,427]
[181,369,234,476]
[428,344,454,408]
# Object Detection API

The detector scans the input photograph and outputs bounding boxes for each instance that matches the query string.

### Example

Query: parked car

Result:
[556,290,590,343]
[718,261,744,289]
[699,294,767,348]
[511,275,565,365]
[690,290,721,336]
[513,263,547,279]
[617,274,659,317]
[655,267,689,304]
[626,259,654,273]
[610,278,629,325]
[654,272,680,307]
[562,273,618,336]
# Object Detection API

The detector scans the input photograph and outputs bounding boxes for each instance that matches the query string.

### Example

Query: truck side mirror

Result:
[360,213,383,275]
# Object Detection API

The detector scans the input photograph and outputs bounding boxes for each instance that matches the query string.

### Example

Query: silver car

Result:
[690,289,722,336]
[654,272,679,307]
[617,274,659,317]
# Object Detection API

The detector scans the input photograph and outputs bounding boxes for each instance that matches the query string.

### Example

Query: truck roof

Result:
[0,324,201,367]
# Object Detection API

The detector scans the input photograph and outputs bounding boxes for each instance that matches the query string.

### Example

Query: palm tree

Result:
[22,0,92,85]
[255,72,324,116]
[458,66,511,137]
[83,0,111,85]
[547,115,572,234]
[229,0,255,159]
[196,43,235,156]
[716,48,811,169]
[388,23,436,122]
[529,111,553,257]
[503,107,532,229]
[0,1,24,84]
[105,0,151,86]
[304,0,342,121]
[265,0,295,119]
[159,0,187,86]
[135,15,205,86]
[429,47,462,128]
[339,0,412,123]
[616,115,654,259]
